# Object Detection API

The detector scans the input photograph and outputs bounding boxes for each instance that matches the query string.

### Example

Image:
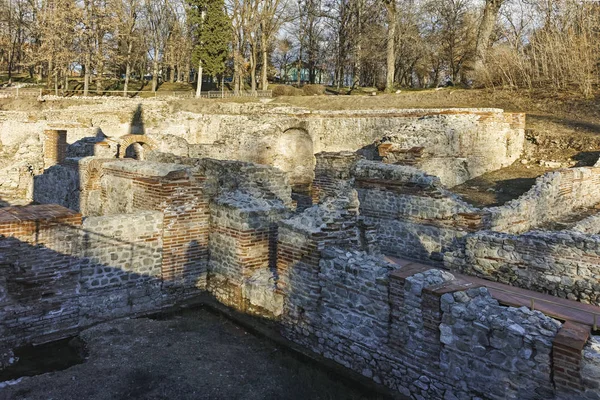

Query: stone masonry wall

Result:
[487,167,600,234]
[352,160,481,264]
[0,205,176,350]
[278,243,599,400]
[0,102,524,202]
[207,192,287,317]
[444,229,600,306]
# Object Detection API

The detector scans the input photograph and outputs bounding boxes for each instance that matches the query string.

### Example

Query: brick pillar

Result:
[132,171,210,291]
[42,129,67,169]
[312,152,360,204]
[552,321,590,393]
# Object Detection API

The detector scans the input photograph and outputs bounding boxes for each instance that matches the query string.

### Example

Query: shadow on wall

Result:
[130,104,146,135]
[0,220,206,349]
[33,105,153,212]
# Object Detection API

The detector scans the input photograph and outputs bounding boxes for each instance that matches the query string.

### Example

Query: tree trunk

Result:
[54,70,58,96]
[47,59,53,89]
[195,61,203,98]
[385,0,396,92]
[250,46,257,92]
[64,67,69,96]
[260,24,268,90]
[233,47,240,94]
[473,0,504,76]
[297,41,302,86]
[124,62,131,97]
[353,0,363,88]
[84,55,90,96]
[152,47,159,92]
[170,63,175,83]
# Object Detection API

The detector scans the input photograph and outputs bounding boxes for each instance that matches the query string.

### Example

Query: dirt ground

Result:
[0,308,382,400]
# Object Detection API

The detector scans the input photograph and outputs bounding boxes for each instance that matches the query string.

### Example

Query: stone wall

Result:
[0,101,525,201]
[444,229,600,306]
[352,160,481,263]
[4,154,600,400]
[207,192,287,317]
[487,167,600,234]
[277,238,600,399]
[0,205,176,349]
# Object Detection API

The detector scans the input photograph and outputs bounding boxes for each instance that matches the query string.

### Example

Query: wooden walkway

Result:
[384,256,600,330]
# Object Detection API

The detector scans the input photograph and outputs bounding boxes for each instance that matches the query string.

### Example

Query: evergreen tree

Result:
[187,0,231,97]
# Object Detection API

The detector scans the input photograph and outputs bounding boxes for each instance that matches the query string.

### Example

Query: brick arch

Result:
[117,134,158,158]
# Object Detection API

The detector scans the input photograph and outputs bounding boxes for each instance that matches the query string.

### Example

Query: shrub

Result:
[302,84,325,96]
[271,84,303,97]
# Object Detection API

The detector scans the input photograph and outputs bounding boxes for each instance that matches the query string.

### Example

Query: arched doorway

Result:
[117,134,157,160]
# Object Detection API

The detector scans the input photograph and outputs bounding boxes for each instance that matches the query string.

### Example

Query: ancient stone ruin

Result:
[0,99,598,399]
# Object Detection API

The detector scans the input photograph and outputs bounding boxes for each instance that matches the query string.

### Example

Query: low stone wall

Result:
[351,160,481,263]
[572,212,600,234]
[487,167,600,233]
[0,205,179,349]
[444,229,600,306]
[207,192,287,317]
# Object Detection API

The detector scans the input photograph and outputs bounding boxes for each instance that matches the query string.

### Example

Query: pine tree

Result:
[187,0,231,97]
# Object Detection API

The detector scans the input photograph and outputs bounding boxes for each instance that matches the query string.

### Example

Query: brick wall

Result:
[42,129,67,169]
[352,160,479,263]
[207,196,286,317]
[487,167,600,234]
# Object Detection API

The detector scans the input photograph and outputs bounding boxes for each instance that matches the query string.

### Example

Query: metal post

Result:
[530,298,535,311]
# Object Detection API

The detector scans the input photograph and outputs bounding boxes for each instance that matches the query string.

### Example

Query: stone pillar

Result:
[42,129,67,169]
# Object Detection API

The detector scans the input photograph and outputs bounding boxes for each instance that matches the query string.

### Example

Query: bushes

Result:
[302,84,325,96]
[271,84,325,97]
[271,84,303,97]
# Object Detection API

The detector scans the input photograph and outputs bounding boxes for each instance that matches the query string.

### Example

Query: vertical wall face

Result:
[352,160,480,263]
[92,161,211,291]
[42,129,67,169]
[0,205,82,346]
[207,197,285,316]
[278,241,567,400]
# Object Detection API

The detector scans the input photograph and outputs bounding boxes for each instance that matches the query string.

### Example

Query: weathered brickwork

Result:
[6,136,600,400]
[352,160,480,263]
[207,194,287,316]
[487,167,600,234]
[42,129,67,169]
[277,242,593,400]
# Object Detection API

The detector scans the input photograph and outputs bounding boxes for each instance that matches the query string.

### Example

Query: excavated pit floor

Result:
[0,308,381,400]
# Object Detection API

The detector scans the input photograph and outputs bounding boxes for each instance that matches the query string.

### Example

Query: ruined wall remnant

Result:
[3,149,600,399]
[486,167,600,234]
[444,229,600,306]
[42,129,67,169]
[276,236,599,399]
[351,159,481,263]
[0,102,525,203]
